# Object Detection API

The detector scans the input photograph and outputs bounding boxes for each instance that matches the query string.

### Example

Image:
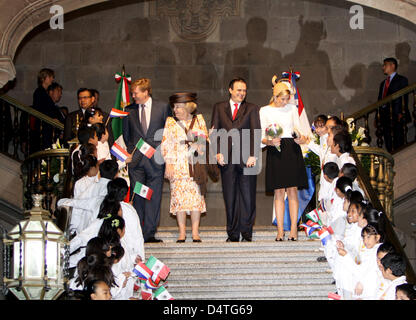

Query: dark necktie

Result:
[382,76,390,98]
[140,104,147,135]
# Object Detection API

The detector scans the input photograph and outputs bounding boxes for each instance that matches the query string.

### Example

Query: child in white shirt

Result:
[94,123,112,162]
[337,223,383,300]
[321,177,352,271]
[378,253,408,300]
[331,131,355,169]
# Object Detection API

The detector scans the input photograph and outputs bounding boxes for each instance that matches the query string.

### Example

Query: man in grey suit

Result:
[123,78,172,242]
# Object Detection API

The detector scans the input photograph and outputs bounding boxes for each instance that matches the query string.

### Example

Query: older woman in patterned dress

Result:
[161,92,209,243]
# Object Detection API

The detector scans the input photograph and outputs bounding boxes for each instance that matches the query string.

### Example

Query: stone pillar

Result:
[0,55,16,88]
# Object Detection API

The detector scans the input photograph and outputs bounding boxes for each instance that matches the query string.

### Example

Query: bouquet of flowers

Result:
[188,129,207,157]
[346,118,368,147]
[265,123,283,152]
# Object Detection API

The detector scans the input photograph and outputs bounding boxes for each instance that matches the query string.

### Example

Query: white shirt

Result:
[97,140,111,161]
[337,152,356,169]
[378,275,407,300]
[229,99,241,117]
[259,103,301,146]
[139,97,152,131]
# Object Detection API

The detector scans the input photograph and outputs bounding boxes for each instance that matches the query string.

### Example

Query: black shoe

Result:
[275,238,284,241]
[176,238,186,243]
[192,239,202,243]
[226,238,239,242]
[241,237,252,242]
[145,237,163,243]
[288,237,297,241]
[317,256,327,262]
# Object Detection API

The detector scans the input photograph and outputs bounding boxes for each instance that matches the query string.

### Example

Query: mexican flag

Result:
[112,66,131,141]
[154,286,174,300]
[136,138,155,159]
[133,182,153,200]
[140,280,153,300]
[306,208,323,225]
[146,255,170,282]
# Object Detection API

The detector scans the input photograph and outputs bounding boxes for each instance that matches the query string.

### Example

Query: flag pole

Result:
[105,114,111,127]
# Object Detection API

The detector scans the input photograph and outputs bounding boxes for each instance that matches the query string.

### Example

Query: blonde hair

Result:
[184,101,197,114]
[131,78,152,95]
[269,82,291,104]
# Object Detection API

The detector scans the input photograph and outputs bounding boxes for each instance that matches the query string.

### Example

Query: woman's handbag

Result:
[174,115,219,196]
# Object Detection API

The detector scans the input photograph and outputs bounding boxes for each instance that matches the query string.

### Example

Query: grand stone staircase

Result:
[146,226,335,300]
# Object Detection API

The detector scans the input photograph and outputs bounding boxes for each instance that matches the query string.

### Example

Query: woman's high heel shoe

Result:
[275,237,284,241]
[176,237,186,243]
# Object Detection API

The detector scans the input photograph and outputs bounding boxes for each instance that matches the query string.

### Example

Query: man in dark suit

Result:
[377,57,409,152]
[210,78,261,242]
[123,78,172,243]
[63,88,96,144]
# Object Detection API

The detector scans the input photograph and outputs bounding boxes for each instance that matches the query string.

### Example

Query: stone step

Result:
[165,277,333,287]
[167,283,335,293]
[163,263,331,274]
[160,272,332,282]
[168,287,334,300]
[145,240,322,250]
[145,247,322,256]
[145,255,325,264]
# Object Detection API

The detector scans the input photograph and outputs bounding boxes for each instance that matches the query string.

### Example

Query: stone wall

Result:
[5,0,416,227]
[9,0,416,122]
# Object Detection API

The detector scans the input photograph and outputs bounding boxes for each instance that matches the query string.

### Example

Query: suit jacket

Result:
[122,99,172,168]
[378,73,410,121]
[210,100,260,166]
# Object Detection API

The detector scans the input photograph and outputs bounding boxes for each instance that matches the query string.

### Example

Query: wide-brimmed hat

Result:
[169,92,197,105]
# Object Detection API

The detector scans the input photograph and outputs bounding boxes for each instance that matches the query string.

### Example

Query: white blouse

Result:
[259,103,301,147]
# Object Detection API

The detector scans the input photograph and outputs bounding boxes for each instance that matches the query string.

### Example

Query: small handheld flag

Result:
[133,262,153,281]
[133,181,153,200]
[110,108,129,118]
[140,280,153,300]
[146,255,170,282]
[154,286,174,300]
[306,208,323,225]
[136,138,155,159]
[110,142,130,162]
[328,292,341,300]
[318,227,331,246]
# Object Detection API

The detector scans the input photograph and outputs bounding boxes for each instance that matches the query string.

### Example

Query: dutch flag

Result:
[109,108,129,118]
[110,142,129,162]
[133,262,153,281]
[318,227,331,246]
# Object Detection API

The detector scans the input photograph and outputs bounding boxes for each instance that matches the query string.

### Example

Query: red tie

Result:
[382,77,390,98]
[232,103,238,120]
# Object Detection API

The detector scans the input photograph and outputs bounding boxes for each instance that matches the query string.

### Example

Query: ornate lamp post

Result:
[2,194,69,299]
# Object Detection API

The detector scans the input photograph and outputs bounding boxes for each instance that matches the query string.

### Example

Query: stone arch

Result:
[0,0,415,88]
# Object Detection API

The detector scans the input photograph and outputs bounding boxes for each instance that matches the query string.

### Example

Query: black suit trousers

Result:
[220,163,257,240]
[129,156,164,241]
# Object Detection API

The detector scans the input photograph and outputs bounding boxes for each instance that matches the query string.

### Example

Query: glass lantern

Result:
[2,194,68,300]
